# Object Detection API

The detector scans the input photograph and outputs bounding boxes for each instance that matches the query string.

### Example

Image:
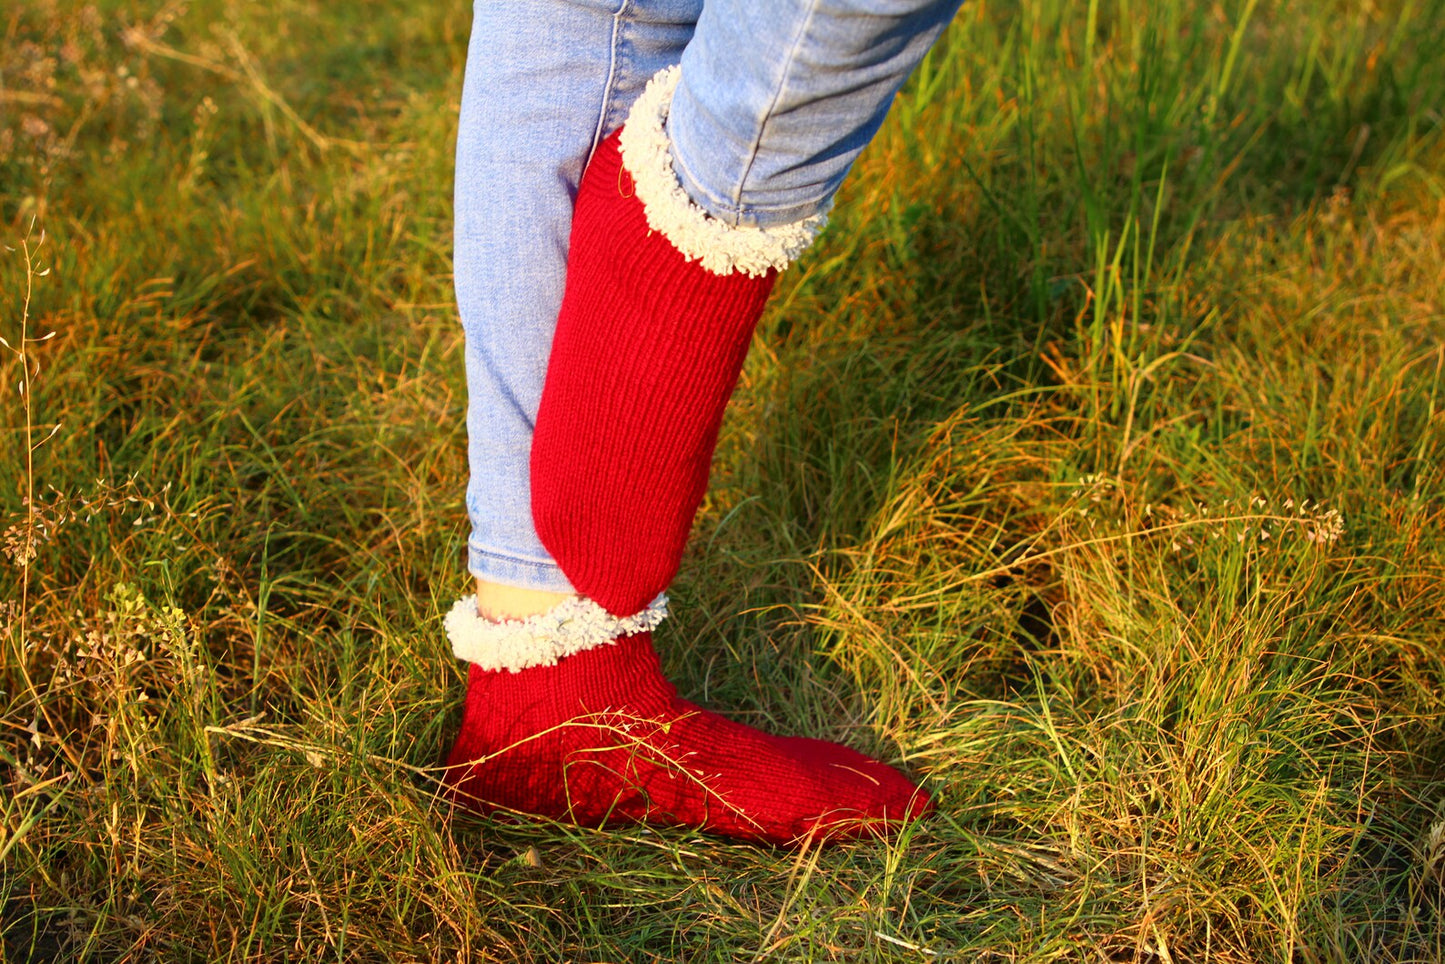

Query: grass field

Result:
[3,0,1444,960]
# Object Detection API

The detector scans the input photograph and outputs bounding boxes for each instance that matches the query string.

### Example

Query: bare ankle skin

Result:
[473,579,572,622]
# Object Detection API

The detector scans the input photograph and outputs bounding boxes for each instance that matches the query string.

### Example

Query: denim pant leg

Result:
[670,0,965,229]
[457,0,700,592]
[458,0,962,594]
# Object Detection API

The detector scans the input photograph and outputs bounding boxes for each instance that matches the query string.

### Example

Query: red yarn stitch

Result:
[446,130,930,845]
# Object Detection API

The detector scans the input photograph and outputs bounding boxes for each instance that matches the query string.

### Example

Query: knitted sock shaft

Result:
[530,130,775,617]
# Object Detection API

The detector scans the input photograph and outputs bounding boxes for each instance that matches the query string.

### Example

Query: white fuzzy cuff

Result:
[618,65,829,278]
[445,594,668,673]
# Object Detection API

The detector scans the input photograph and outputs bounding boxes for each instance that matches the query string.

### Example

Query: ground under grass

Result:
[3,0,1444,960]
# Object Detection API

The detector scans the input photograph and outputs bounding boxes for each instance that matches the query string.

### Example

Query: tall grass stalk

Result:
[2,229,65,762]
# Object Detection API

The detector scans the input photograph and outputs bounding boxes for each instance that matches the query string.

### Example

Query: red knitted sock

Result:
[529,134,776,619]
[446,69,929,845]
[444,629,927,845]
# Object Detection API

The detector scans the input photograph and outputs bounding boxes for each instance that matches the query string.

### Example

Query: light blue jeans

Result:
[457,0,964,593]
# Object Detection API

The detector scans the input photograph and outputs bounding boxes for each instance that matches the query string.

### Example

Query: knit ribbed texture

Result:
[444,127,930,845]
[444,632,929,845]
[530,130,776,618]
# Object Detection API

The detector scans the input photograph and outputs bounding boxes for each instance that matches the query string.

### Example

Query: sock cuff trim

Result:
[619,65,829,279]
[445,594,668,673]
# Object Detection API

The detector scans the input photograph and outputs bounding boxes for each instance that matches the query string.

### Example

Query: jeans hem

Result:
[668,125,835,229]
[467,543,576,594]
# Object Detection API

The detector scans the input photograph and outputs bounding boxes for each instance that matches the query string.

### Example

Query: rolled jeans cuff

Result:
[467,541,576,594]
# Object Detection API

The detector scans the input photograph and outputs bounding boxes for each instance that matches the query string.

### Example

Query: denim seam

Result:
[668,3,824,227]
[467,542,574,591]
[589,0,632,159]
[670,146,834,228]
[728,1,820,216]
[467,540,562,568]
[666,130,738,223]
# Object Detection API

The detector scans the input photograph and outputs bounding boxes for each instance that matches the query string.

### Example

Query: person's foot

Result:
[442,601,930,846]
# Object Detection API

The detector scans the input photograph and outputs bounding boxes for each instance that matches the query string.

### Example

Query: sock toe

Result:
[772,734,932,835]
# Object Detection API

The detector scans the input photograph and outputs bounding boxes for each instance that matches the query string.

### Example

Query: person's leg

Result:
[669,0,965,230]
[454,0,700,613]
[531,0,963,613]
[446,0,961,845]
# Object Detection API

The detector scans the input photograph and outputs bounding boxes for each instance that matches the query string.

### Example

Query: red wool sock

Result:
[445,630,927,845]
[529,139,775,618]
[446,68,929,845]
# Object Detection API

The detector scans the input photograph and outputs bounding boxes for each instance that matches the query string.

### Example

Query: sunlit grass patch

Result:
[4,0,1445,960]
